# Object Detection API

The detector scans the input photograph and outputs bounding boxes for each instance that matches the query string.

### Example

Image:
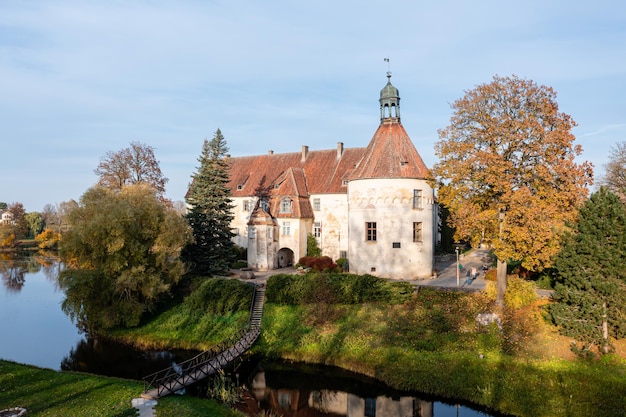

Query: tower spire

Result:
[379,59,400,122]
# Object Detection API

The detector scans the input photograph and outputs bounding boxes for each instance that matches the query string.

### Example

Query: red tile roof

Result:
[348,120,429,180]
[227,120,429,200]
[228,146,366,196]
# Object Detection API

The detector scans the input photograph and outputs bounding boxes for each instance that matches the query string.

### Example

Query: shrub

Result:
[306,234,321,257]
[231,245,247,262]
[230,261,247,269]
[266,272,413,305]
[0,230,18,248]
[535,273,555,290]
[336,257,349,272]
[297,256,337,272]
[185,278,254,315]
[35,228,61,250]
[485,276,537,309]
[484,269,497,281]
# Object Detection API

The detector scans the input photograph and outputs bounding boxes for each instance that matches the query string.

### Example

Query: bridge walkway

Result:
[141,285,265,400]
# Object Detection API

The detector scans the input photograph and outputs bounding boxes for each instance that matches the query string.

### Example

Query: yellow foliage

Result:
[430,75,593,272]
[35,228,61,249]
[485,276,537,309]
[0,232,17,248]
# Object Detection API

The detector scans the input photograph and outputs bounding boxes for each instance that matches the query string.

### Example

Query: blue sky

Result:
[1,1,625,212]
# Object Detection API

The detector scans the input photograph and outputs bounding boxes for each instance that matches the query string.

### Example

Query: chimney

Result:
[301,145,309,162]
[268,150,274,155]
[337,142,344,159]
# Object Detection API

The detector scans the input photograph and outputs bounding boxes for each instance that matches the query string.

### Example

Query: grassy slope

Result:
[0,361,243,417]
[255,296,626,417]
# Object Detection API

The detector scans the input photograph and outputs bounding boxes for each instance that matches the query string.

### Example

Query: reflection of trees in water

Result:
[0,254,29,292]
[1,264,26,292]
[0,250,60,292]
[34,251,63,289]
[61,337,194,381]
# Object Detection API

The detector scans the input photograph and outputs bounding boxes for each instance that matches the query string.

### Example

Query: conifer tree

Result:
[549,187,626,355]
[184,129,235,275]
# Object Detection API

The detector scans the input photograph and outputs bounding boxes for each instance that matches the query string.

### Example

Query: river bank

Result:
[2,268,625,417]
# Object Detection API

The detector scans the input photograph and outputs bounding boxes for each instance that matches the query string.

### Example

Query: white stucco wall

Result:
[310,193,349,260]
[347,178,435,279]
[230,196,257,248]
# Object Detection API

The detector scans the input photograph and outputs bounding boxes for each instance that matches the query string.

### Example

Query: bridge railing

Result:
[142,284,264,397]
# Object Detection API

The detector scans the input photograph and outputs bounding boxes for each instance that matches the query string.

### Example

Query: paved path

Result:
[233,248,494,291]
[405,248,492,292]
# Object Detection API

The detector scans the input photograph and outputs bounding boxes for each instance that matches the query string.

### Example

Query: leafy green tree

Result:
[430,75,593,305]
[184,129,235,275]
[548,187,626,355]
[58,184,192,332]
[25,212,43,238]
[0,202,7,210]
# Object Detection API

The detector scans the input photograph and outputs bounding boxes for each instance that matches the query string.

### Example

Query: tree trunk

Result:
[496,258,507,307]
[496,209,507,307]
[602,302,609,355]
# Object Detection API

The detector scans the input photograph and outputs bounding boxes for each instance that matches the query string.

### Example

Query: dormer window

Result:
[280,198,292,213]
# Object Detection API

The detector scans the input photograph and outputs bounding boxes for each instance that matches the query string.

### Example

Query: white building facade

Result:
[226,74,438,279]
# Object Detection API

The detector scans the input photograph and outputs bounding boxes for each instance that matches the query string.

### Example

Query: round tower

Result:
[347,73,436,279]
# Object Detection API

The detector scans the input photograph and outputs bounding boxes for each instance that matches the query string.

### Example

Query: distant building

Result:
[0,210,14,225]
[226,74,437,279]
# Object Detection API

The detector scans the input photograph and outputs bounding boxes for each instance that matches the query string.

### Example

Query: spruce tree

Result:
[184,129,235,275]
[549,187,626,355]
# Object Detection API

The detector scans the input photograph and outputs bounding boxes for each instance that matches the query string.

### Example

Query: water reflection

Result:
[0,251,83,370]
[0,251,61,293]
[235,361,496,417]
[61,337,199,381]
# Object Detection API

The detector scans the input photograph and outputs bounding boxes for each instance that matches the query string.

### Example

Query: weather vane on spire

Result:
[384,57,391,79]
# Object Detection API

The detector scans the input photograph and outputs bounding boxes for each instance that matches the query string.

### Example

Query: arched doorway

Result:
[277,248,294,268]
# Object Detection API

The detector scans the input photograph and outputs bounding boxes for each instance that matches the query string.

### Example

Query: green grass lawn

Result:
[0,361,243,417]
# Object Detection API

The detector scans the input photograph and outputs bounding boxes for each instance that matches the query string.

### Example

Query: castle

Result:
[226,74,438,279]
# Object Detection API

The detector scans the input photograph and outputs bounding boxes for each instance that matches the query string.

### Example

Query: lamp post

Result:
[455,246,460,287]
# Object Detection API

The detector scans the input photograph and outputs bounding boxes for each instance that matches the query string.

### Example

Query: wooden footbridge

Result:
[141,285,265,400]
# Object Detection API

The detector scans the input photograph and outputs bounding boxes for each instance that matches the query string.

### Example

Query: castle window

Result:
[243,200,252,212]
[260,199,269,212]
[282,221,291,236]
[413,189,423,209]
[340,250,347,259]
[314,222,321,238]
[280,198,292,213]
[249,228,256,239]
[313,198,321,211]
[392,242,401,248]
[366,222,377,241]
[413,222,423,242]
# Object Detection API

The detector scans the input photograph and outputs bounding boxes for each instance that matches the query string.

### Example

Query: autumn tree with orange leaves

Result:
[430,75,593,306]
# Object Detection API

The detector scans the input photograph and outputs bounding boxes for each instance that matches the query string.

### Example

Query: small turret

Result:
[380,72,400,121]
